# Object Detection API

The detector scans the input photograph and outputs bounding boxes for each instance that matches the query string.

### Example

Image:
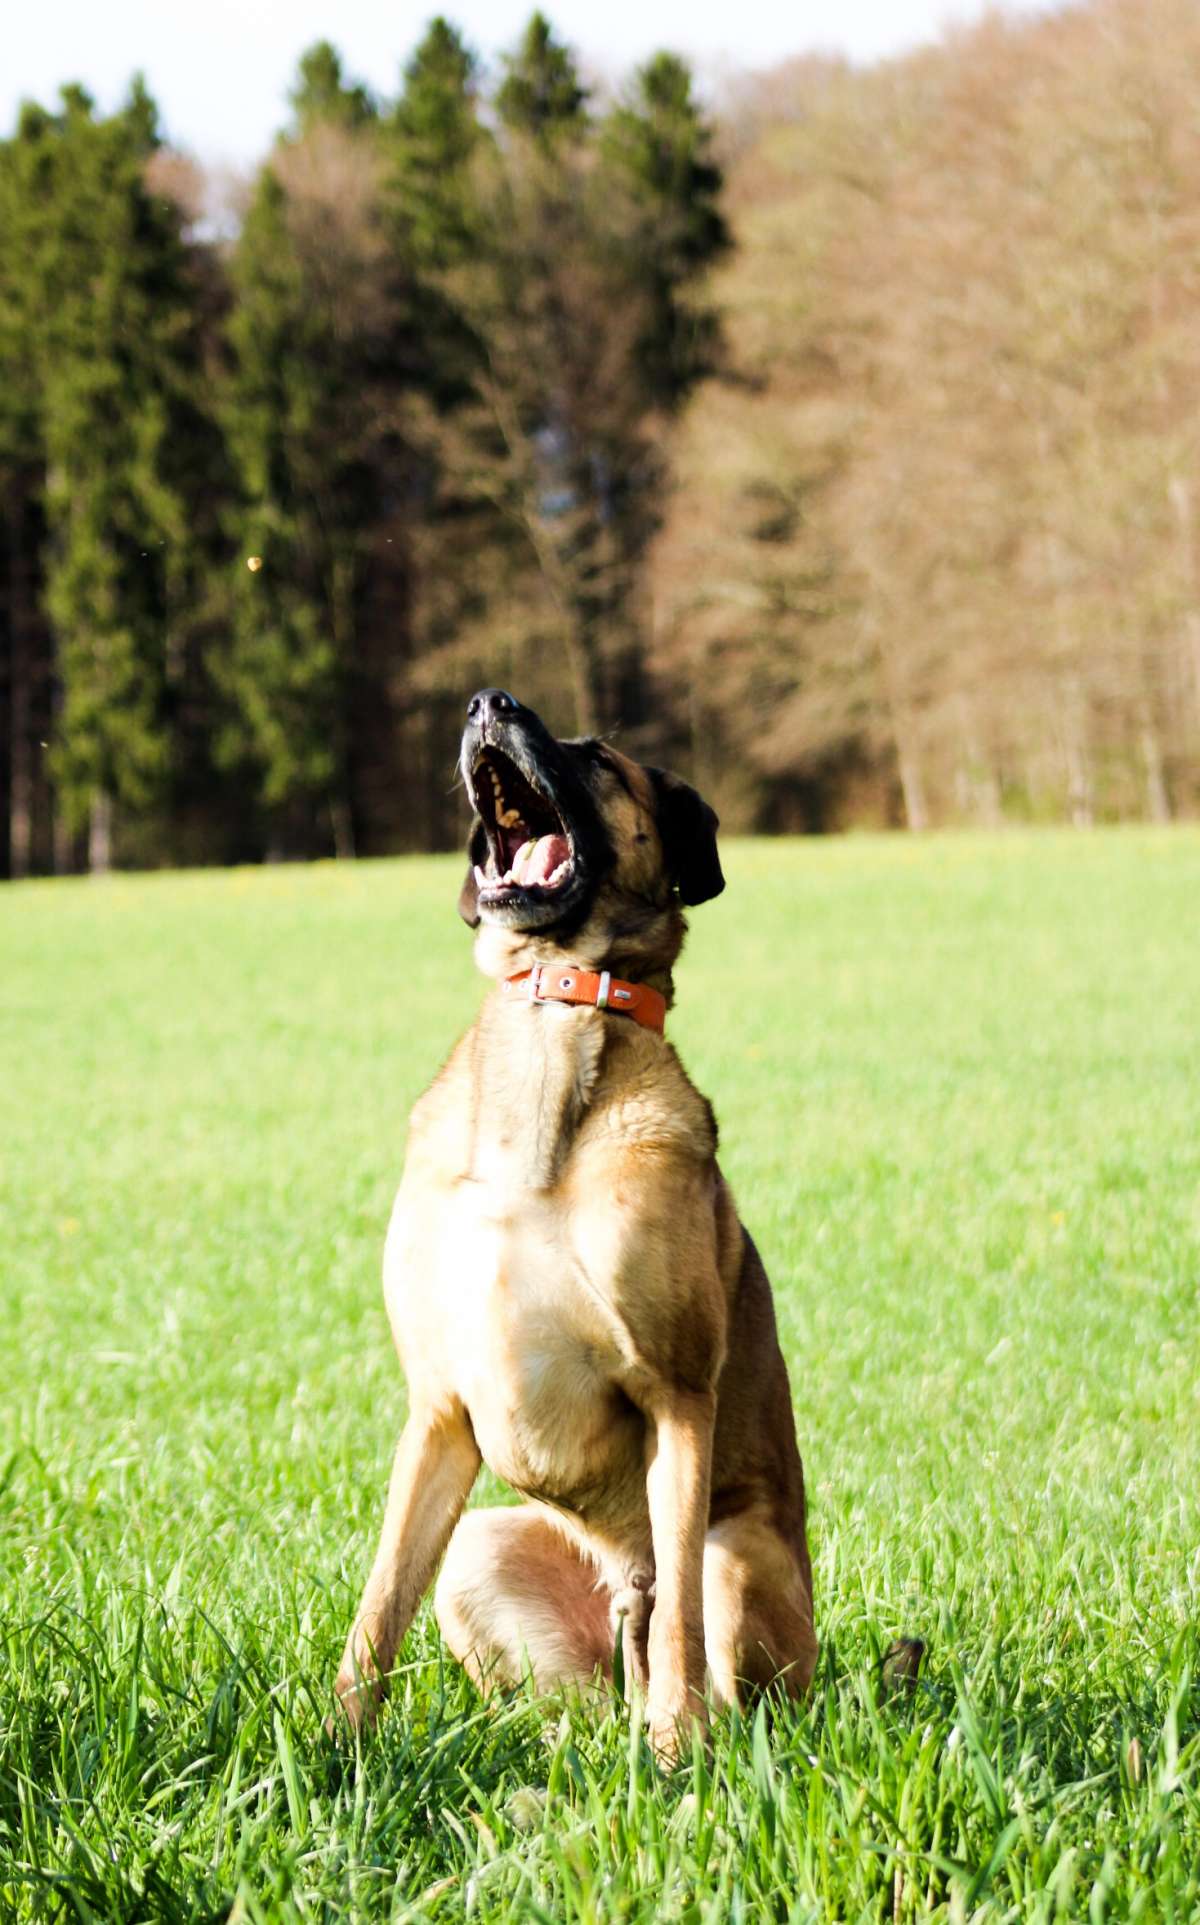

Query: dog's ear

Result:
[458,817,488,927]
[648,768,725,906]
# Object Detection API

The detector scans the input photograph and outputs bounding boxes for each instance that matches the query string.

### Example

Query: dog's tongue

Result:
[512,834,569,886]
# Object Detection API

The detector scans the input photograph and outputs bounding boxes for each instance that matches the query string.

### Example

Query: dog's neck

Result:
[472,907,685,1007]
[468,995,609,1190]
[466,906,685,1190]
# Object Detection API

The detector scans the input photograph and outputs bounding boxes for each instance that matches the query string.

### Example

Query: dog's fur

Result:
[335,693,816,1758]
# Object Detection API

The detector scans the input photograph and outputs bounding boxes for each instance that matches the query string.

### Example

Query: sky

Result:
[7,0,1053,169]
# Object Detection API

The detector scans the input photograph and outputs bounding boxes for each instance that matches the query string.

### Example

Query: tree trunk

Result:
[1139,717,1170,823]
[328,551,360,860]
[331,795,356,860]
[874,615,928,831]
[954,696,1001,826]
[88,790,113,873]
[1187,611,1200,729]
[1061,688,1094,829]
[6,490,34,878]
[564,614,600,736]
[897,742,928,832]
[52,806,73,875]
[9,649,32,879]
[1167,475,1200,735]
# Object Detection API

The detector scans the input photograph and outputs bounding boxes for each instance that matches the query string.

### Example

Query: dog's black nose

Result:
[467,688,519,726]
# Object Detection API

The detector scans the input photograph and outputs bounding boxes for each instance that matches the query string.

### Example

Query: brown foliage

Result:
[651,0,1200,827]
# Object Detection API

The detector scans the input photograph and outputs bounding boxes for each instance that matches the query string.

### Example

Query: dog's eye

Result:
[634,832,650,844]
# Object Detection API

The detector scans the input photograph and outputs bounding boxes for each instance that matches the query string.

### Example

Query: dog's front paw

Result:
[328,1658,382,1739]
[646,1687,707,1767]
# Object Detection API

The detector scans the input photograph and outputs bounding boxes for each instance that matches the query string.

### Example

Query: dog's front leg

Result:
[335,1398,480,1729]
[642,1386,715,1762]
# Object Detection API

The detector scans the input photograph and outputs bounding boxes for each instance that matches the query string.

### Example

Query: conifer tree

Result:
[419,25,724,734]
[222,45,394,857]
[11,83,207,869]
[601,53,730,408]
[389,18,483,274]
[289,42,376,135]
[0,109,54,875]
[386,17,488,417]
[495,13,588,142]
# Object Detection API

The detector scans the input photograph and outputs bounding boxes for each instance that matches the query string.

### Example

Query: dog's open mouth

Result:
[469,747,575,904]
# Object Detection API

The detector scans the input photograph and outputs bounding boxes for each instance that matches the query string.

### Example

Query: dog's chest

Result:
[389,1184,642,1511]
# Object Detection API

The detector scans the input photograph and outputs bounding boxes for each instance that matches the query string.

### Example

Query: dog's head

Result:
[457,689,723,982]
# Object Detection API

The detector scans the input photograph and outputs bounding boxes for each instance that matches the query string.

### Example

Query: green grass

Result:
[2,829,1198,1923]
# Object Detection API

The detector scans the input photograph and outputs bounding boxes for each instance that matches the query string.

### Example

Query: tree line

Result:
[0,16,727,873]
[3,0,1200,876]
[653,0,1200,829]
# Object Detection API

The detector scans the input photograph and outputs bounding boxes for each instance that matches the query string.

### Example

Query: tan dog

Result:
[335,689,817,1759]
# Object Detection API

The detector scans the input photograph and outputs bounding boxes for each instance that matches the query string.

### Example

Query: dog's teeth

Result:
[474,864,487,887]
[498,808,521,828]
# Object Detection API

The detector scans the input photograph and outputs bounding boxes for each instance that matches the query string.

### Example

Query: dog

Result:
[335,689,817,1759]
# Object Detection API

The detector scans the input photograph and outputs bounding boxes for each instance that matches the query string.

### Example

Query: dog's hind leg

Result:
[434,1505,614,1692]
[702,1510,817,1707]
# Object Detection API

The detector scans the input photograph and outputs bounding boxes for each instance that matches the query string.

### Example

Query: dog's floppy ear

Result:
[648,767,725,906]
[458,817,488,927]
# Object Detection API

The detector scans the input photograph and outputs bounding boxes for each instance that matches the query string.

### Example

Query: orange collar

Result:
[502,964,666,1033]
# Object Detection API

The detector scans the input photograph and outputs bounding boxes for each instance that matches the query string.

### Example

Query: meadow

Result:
[1,830,1198,1922]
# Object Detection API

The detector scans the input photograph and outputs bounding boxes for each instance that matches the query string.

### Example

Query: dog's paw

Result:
[646,1690,707,1768]
[328,1666,380,1740]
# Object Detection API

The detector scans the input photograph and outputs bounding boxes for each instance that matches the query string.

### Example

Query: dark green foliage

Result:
[495,12,588,141]
[393,24,728,736]
[221,52,403,858]
[0,111,47,479]
[0,109,56,877]
[0,15,732,872]
[288,40,376,135]
[389,17,483,272]
[0,83,214,865]
[8,8,1200,867]
[384,16,489,425]
[601,53,730,406]
[222,170,346,846]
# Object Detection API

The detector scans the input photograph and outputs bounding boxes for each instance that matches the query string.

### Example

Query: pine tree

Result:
[0,108,55,875]
[495,13,588,142]
[289,42,376,136]
[397,25,730,739]
[222,46,397,858]
[601,53,730,408]
[10,83,208,870]
[436,17,619,730]
[389,18,483,273]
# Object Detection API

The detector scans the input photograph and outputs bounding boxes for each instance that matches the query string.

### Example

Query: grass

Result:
[1,828,1198,1923]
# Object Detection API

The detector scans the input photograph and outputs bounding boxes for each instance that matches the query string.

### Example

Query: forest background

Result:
[3,0,1200,875]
